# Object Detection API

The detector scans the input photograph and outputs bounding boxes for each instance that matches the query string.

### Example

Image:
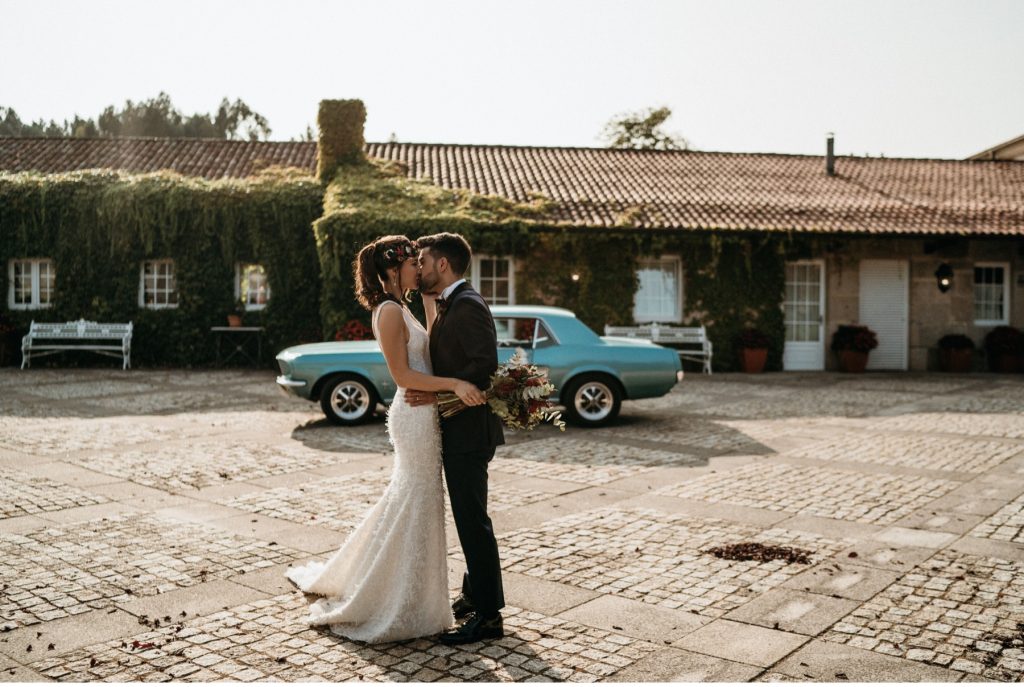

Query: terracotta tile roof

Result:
[0,137,317,179]
[2,137,1023,236]
[366,143,1024,237]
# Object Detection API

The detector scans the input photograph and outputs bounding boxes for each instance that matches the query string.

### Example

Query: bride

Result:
[285,235,485,643]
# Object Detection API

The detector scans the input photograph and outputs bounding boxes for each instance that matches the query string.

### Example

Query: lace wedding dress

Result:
[285,301,455,643]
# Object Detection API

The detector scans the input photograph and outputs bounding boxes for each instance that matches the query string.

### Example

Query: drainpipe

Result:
[826,133,836,176]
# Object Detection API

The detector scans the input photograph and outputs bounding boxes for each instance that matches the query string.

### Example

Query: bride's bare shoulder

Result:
[374,301,410,342]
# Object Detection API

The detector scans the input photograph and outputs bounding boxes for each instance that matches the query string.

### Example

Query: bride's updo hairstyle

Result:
[354,235,418,310]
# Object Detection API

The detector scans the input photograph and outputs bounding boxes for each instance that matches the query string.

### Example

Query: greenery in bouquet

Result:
[830,324,878,353]
[437,349,566,431]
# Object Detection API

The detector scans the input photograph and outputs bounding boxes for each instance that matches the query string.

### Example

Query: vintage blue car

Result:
[276,305,683,428]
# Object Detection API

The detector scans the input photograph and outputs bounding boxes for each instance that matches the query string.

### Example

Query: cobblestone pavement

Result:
[1,368,1023,682]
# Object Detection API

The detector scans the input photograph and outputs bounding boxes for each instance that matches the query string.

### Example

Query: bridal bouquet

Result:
[437,349,566,431]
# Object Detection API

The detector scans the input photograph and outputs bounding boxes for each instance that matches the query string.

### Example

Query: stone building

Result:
[2,104,1022,371]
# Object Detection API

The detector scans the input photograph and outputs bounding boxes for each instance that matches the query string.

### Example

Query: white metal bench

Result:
[604,323,713,374]
[22,319,133,370]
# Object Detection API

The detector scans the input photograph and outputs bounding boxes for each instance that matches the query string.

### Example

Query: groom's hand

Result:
[405,389,437,407]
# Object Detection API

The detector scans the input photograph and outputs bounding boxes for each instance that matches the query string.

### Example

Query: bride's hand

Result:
[454,380,486,406]
[404,389,437,407]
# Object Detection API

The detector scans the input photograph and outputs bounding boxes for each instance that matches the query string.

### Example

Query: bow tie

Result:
[435,296,448,315]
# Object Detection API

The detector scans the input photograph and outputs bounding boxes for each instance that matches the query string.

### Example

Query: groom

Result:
[408,232,506,645]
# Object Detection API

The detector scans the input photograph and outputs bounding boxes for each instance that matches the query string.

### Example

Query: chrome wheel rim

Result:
[330,380,371,421]
[574,381,614,422]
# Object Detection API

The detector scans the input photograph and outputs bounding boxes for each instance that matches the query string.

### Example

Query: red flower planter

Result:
[740,347,768,374]
[838,350,868,373]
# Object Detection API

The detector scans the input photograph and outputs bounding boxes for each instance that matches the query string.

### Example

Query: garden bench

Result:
[604,323,713,374]
[21,319,133,370]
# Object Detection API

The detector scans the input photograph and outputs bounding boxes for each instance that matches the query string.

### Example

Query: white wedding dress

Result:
[285,301,454,643]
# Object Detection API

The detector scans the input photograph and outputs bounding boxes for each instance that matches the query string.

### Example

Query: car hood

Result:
[278,340,381,358]
[600,336,659,347]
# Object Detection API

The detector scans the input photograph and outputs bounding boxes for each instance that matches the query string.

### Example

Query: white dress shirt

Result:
[440,278,467,301]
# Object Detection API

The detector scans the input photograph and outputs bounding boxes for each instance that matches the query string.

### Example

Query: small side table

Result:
[211,326,265,367]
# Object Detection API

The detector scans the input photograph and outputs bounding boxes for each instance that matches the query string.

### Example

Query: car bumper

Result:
[276,375,307,397]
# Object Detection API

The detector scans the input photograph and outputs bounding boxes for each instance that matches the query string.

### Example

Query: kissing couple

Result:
[286,232,507,646]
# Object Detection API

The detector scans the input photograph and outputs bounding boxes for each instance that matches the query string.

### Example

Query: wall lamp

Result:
[935,263,953,293]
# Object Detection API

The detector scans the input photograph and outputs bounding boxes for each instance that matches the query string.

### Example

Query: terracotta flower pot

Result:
[227,314,243,327]
[939,348,973,373]
[838,349,868,373]
[740,347,768,374]
[990,353,1023,374]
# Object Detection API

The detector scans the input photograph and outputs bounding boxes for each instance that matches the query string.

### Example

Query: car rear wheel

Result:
[561,374,622,427]
[319,375,378,426]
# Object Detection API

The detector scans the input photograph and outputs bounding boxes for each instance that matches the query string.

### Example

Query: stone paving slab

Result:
[71,442,352,492]
[3,369,1024,682]
[656,462,960,524]
[0,467,110,519]
[970,493,1024,544]
[25,594,660,682]
[820,549,1024,681]
[0,513,300,629]
[771,638,963,682]
[788,433,1023,474]
[476,506,852,617]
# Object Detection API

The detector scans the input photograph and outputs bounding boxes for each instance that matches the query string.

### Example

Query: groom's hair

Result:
[417,232,471,276]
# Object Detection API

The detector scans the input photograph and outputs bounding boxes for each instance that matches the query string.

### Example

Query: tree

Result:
[599,106,689,150]
[0,93,272,140]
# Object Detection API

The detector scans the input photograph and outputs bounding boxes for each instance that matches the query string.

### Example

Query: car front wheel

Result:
[319,375,378,426]
[561,374,622,427]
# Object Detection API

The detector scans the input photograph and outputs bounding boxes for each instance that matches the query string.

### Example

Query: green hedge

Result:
[0,168,323,367]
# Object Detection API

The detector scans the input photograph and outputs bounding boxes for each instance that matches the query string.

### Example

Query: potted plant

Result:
[937,334,975,373]
[984,326,1024,373]
[0,312,17,367]
[227,299,245,327]
[736,328,771,373]
[830,324,878,373]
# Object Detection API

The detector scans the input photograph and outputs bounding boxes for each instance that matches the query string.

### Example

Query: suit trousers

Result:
[442,446,505,617]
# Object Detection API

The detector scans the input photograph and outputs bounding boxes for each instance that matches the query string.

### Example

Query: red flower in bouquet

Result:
[436,349,565,431]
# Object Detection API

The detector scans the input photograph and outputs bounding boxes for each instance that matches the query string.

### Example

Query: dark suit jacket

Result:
[429,282,505,455]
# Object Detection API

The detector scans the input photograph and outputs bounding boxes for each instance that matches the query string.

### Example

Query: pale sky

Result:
[2,0,1021,159]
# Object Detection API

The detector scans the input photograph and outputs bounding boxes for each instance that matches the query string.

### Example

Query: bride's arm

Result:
[377,305,484,404]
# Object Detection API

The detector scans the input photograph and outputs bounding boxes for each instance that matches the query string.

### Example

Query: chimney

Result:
[826,132,835,176]
[317,99,366,183]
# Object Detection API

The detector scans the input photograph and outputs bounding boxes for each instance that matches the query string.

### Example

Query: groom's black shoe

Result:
[451,594,476,620]
[439,612,503,645]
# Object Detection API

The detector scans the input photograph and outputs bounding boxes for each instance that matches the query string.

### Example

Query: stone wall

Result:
[822,236,1024,371]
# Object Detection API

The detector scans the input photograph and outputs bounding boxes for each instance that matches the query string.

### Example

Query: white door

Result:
[783,260,826,370]
[859,260,909,370]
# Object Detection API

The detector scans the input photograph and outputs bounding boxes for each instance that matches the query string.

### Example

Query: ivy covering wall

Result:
[314,159,786,372]
[1,99,791,371]
[0,168,323,367]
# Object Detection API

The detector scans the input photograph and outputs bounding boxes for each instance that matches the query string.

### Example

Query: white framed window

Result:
[139,259,179,309]
[235,263,270,310]
[634,256,683,323]
[469,255,515,305]
[7,259,55,310]
[974,262,1010,325]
